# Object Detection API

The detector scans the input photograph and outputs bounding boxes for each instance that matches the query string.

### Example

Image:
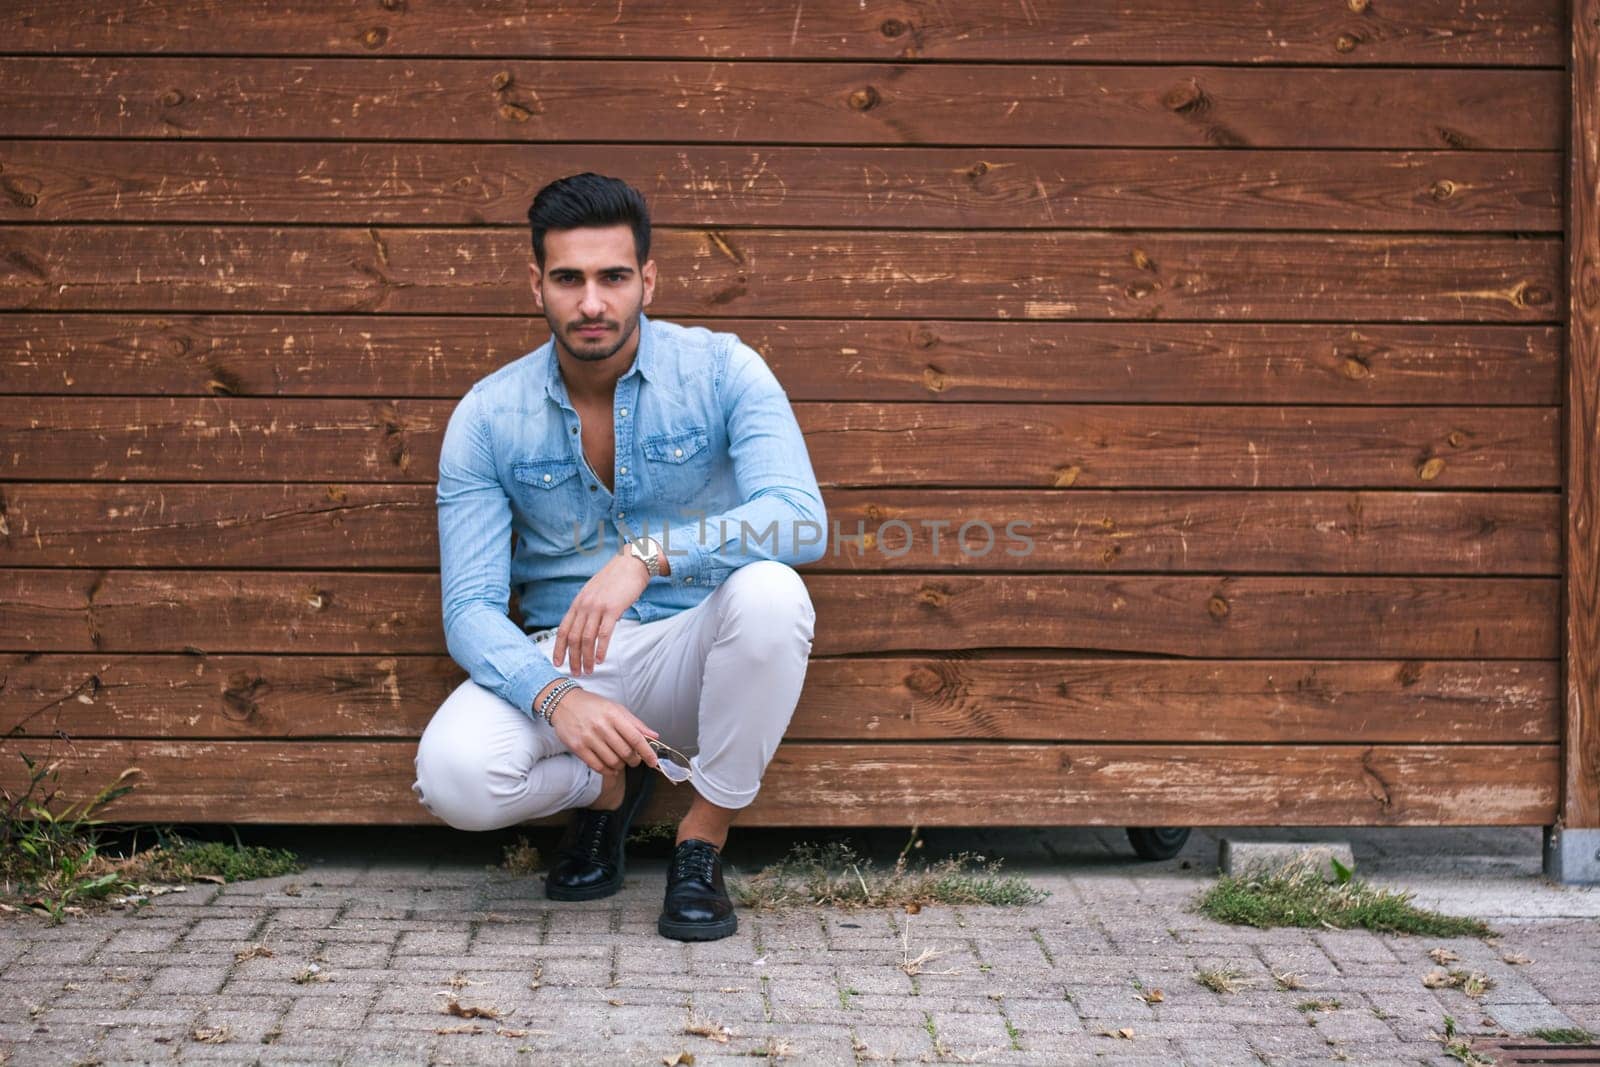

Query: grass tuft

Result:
[731,835,1047,912]
[1195,859,1492,938]
[1530,1027,1597,1043]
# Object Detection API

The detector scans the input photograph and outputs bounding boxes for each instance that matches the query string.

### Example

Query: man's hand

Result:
[552,550,652,676]
[547,687,661,775]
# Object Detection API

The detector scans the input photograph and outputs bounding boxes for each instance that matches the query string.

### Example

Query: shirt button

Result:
[619,407,629,417]
[619,466,628,475]
[570,426,578,434]
[616,512,625,520]
[589,485,598,492]
[673,447,684,458]
[542,473,552,483]
[685,577,694,584]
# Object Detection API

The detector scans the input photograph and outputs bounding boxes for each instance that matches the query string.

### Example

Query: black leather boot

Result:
[658,837,737,941]
[544,762,654,901]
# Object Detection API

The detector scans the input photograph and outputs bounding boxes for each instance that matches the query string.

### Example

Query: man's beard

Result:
[546,300,642,363]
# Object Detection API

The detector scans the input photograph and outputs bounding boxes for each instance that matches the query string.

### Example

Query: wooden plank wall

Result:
[0,2,1570,827]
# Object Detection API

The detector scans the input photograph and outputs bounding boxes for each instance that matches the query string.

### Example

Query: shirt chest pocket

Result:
[510,458,586,541]
[641,426,712,502]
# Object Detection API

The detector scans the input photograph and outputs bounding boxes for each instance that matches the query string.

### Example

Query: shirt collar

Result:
[542,312,655,405]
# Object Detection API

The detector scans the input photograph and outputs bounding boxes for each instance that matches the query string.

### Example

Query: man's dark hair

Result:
[526,172,651,269]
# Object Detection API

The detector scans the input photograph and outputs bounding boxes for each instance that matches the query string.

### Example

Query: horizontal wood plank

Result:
[0,484,1560,575]
[0,142,1562,231]
[1,400,1559,488]
[0,654,1557,745]
[1,228,1560,321]
[0,1,1563,66]
[2,316,1562,405]
[0,60,1563,149]
[0,571,1558,658]
[0,739,1557,825]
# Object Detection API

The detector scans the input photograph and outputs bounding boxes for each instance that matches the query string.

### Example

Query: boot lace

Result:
[571,810,613,861]
[671,842,718,884]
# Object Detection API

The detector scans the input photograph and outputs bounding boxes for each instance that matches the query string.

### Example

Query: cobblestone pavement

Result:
[2,824,1596,1065]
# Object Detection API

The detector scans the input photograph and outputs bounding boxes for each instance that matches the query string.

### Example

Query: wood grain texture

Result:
[0,739,1557,826]
[0,1,1564,65]
[0,570,1558,659]
[0,654,1556,745]
[0,484,1560,575]
[2,316,1562,405]
[0,60,1563,149]
[1564,0,1600,830]
[0,142,1562,231]
[0,228,1564,321]
[1,399,1558,488]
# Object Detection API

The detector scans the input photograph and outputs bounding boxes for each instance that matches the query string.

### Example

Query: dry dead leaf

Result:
[193,874,225,885]
[1098,1027,1135,1039]
[608,998,625,1006]
[435,1024,483,1035]
[1422,968,1453,988]
[234,944,273,962]
[1502,953,1532,965]
[905,902,921,914]
[662,1053,696,1066]
[1272,970,1307,990]
[716,986,741,993]
[441,995,501,1020]
[1140,988,1164,1004]
[683,1016,732,1043]
[189,1025,230,1044]
[1428,947,1460,965]
[282,883,302,897]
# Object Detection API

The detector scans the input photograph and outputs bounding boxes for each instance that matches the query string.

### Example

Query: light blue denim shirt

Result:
[436,313,828,717]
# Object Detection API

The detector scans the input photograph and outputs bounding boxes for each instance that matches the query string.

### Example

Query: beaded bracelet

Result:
[536,678,580,727]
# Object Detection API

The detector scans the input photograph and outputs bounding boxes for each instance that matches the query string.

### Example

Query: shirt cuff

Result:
[660,519,710,588]
[509,657,564,718]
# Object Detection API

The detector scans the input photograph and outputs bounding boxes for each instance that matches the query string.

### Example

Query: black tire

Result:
[1126,827,1191,861]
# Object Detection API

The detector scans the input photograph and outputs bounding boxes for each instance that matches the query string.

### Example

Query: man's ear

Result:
[642,258,656,308]
[527,261,544,310]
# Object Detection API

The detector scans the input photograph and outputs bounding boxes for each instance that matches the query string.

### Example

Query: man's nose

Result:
[579,285,605,317]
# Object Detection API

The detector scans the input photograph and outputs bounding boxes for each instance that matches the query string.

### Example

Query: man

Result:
[412,172,826,942]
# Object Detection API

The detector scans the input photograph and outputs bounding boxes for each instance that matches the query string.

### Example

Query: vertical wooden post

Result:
[1547,0,1600,883]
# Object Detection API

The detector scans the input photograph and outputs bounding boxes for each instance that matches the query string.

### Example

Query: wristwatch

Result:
[626,535,664,578]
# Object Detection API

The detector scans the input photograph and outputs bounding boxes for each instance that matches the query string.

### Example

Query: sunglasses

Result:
[646,738,693,783]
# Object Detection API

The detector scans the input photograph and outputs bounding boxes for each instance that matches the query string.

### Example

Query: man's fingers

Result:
[594,618,615,667]
[596,721,637,767]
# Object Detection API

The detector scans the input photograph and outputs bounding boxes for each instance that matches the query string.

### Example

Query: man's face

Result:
[529,224,656,364]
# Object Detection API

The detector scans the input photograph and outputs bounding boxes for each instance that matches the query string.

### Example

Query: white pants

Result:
[412,560,816,831]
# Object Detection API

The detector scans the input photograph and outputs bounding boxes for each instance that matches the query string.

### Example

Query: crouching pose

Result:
[413,173,826,941]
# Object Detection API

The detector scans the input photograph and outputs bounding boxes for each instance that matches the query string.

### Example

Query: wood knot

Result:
[1162,81,1206,114]
[498,102,534,122]
[904,665,944,696]
[1429,179,1457,201]
[1207,595,1230,619]
[1418,456,1446,481]
[324,485,348,503]
[1515,283,1552,307]
[491,71,513,92]
[880,17,907,37]
[1334,33,1358,53]
[1446,430,1467,448]
[1101,545,1121,563]
[360,25,388,49]
[1053,465,1081,487]
[968,160,990,179]
[1340,355,1371,380]
[865,504,883,521]
[1395,661,1423,687]
[161,89,185,107]
[914,328,940,349]
[378,0,405,11]
[1124,281,1157,300]
[1348,0,1370,11]
[1131,249,1156,272]
[917,585,949,608]
[304,588,328,610]
[922,365,949,393]
[848,86,881,111]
